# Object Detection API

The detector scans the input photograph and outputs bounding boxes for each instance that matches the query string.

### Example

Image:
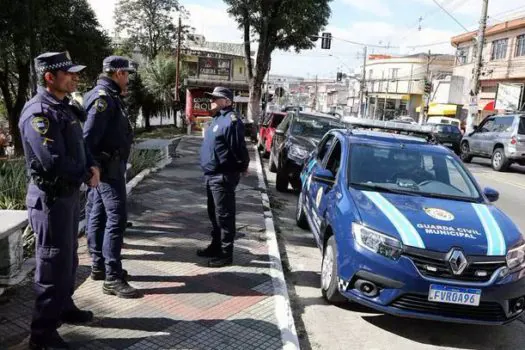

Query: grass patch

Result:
[0,159,27,210]
[128,148,160,179]
[135,126,185,140]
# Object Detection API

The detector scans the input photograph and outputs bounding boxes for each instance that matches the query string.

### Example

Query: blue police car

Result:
[296,119,525,325]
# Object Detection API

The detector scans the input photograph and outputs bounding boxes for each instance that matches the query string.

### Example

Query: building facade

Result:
[363,54,455,120]
[451,17,525,123]
[183,38,252,129]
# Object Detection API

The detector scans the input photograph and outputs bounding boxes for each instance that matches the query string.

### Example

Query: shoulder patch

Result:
[95,98,108,112]
[230,113,238,122]
[31,116,50,135]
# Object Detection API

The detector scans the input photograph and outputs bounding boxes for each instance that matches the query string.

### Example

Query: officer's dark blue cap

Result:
[35,52,86,74]
[205,87,233,101]
[103,56,137,73]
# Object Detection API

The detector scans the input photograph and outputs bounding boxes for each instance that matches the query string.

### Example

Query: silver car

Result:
[460,114,525,171]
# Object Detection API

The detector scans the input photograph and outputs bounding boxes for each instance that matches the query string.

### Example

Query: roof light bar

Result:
[344,117,433,134]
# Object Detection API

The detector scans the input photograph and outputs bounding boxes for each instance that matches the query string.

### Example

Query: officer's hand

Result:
[88,166,101,187]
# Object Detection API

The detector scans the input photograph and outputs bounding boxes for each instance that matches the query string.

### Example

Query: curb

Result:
[253,145,300,350]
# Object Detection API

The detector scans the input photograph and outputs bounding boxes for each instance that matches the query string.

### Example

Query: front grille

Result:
[404,247,506,283]
[390,294,507,322]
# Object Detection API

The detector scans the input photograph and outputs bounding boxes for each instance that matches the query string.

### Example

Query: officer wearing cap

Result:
[198,87,250,267]
[18,52,100,349]
[83,56,140,298]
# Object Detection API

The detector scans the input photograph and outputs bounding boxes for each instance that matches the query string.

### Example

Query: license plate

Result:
[428,284,481,306]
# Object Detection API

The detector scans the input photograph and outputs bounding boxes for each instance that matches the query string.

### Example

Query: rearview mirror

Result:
[483,187,499,203]
[312,168,335,185]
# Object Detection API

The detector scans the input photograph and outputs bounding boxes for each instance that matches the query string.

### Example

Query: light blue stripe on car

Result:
[472,203,506,256]
[363,191,426,249]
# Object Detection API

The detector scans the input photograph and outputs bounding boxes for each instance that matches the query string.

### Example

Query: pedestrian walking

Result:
[83,56,140,298]
[198,87,250,267]
[18,51,100,349]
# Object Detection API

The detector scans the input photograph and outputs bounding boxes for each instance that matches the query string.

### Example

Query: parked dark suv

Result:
[428,123,462,154]
[461,114,525,171]
[269,112,344,192]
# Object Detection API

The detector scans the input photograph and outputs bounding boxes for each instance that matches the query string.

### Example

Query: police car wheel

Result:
[491,148,510,172]
[269,151,277,172]
[296,191,309,229]
[321,236,346,304]
[460,142,473,163]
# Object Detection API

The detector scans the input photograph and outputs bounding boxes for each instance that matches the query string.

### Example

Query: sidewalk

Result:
[0,136,297,350]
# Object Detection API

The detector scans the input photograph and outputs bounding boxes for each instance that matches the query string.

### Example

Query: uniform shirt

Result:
[200,107,250,175]
[83,77,133,162]
[18,87,94,185]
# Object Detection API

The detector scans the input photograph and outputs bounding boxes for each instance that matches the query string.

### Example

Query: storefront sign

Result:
[198,57,231,77]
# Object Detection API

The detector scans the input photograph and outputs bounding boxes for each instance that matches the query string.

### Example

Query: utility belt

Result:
[96,150,124,179]
[30,176,78,198]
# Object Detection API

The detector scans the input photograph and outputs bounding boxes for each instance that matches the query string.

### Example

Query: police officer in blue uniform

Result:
[83,56,140,298]
[18,52,100,349]
[198,87,250,267]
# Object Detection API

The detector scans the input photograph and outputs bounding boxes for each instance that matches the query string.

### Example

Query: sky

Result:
[88,0,525,79]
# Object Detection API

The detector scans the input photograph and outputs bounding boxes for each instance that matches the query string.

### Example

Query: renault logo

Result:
[448,249,468,275]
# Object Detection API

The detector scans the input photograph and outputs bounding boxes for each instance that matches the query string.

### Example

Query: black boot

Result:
[61,308,93,324]
[91,267,128,281]
[197,244,221,258]
[208,251,233,268]
[103,278,142,299]
[29,331,69,349]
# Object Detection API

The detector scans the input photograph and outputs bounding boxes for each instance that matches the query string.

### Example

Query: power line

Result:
[431,0,470,32]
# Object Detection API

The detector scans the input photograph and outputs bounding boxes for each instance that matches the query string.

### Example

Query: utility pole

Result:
[419,50,432,124]
[174,16,182,102]
[466,0,489,134]
[312,75,318,110]
[358,46,368,118]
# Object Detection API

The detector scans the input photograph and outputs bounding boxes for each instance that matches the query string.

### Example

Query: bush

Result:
[0,159,27,210]
[128,148,160,180]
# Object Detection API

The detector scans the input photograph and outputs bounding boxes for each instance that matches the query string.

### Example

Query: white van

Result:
[426,116,460,127]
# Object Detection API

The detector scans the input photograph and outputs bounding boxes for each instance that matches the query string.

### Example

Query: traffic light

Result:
[321,32,332,50]
[336,72,343,82]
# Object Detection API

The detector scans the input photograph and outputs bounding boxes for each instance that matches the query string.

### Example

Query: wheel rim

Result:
[461,143,469,154]
[493,152,502,167]
[321,244,334,290]
[297,192,303,220]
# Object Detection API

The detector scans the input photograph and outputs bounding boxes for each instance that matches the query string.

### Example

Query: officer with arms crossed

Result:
[18,52,100,349]
[83,56,140,298]
[198,87,250,267]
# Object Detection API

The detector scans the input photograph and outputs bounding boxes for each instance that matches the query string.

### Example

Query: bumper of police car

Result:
[337,240,525,325]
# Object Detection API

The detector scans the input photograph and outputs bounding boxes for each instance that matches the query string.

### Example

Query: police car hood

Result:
[351,189,523,256]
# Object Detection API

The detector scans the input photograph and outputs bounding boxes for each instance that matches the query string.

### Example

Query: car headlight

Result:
[506,243,525,270]
[352,223,403,260]
[289,145,309,159]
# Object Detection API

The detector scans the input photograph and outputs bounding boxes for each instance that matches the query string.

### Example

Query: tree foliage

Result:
[114,0,188,60]
[0,0,111,154]
[223,0,331,122]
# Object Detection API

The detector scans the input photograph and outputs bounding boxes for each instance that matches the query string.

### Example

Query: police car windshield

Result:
[290,116,343,139]
[349,144,481,201]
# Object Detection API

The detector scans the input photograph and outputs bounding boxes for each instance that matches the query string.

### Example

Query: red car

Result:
[257,112,286,157]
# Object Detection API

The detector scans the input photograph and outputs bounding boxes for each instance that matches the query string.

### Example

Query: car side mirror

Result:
[312,168,335,185]
[483,187,499,203]
[275,129,285,136]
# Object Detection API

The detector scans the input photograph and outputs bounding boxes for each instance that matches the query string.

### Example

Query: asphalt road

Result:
[261,153,525,350]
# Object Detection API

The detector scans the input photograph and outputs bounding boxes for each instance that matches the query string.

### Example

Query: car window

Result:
[519,117,525,135]
[276,115,291,133]
[349,145,480,200]
[317,134,335,161]
[325,140,342,177]
[289,115,344,139]
[450,126,461,134]
[270,114,285,128]
[493,117,514,133]
[480,119,495,132]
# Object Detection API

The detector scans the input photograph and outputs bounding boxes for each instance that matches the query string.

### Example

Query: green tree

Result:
[224,0,332,125]
[0,0,111,154]
[114,0,188,60]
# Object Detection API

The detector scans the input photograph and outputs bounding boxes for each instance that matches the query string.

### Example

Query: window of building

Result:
[456,47,469,65]
[516,35,525,57]
[239,66,243,74]
[368,69,373,80]
[491,38,508,60]
[391,68,399,80]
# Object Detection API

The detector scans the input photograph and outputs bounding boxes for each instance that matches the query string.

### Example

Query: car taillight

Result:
[511,136,517,145]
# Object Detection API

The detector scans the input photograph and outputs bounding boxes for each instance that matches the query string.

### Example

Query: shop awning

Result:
[416,103,458,116]
[184,78,249,91]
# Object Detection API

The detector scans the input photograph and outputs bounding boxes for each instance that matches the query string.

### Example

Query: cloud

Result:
[88,0,116,33]
[185,4,243,43]
[342,0,392,17]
